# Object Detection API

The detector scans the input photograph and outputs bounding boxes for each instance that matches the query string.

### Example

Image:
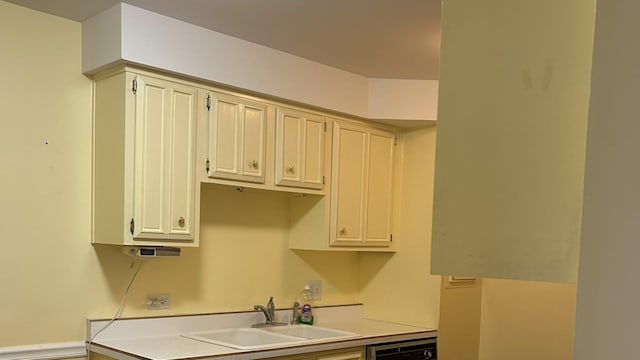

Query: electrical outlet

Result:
[305,280,322,300]
[147,294,170,309]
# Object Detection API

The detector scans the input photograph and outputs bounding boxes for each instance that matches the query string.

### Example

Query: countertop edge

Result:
[87,306,438,360]
[88,329,438,360]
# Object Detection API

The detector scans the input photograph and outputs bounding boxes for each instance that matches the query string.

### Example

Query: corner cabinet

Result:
[93,70,199,247]
[275,107,326,190]
[329,121,396,247]
[205,91,267,183]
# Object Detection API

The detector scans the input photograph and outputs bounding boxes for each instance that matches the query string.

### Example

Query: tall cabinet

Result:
[93,70,198,247]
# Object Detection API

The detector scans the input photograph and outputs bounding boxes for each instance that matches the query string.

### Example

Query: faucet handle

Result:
[266,296,275,321]
[291,301,300,324]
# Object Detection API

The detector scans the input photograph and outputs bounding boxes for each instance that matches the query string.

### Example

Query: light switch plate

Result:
[305,280,322,300]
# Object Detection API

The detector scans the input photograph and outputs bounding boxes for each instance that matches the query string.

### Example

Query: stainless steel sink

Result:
[182,325,360,350]
[182,328,306,350]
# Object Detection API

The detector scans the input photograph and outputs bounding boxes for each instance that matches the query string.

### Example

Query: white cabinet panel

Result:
[206,92,267,183]
[167,86,196,236]
[275,107,326,189]
[134,79,166,237]
[365,131,395,244]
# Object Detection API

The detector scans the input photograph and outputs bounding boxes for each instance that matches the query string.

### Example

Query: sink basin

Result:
[182,325,361,350]
[182,328,306,350]
[262,325,361,341]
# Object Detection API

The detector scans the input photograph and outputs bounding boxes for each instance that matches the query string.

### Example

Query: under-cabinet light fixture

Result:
[122,246,181,258]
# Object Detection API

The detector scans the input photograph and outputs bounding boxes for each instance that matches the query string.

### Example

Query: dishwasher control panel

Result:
[367,338,437,360]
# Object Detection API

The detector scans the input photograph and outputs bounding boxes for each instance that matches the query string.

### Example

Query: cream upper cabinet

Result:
[93,70,198,247]
[132,75,197,240]
[206,92,267,183]
[275,107,326,190]
[330,121,395,247]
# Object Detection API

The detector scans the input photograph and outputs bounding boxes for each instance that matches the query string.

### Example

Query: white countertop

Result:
[88,305,437,360]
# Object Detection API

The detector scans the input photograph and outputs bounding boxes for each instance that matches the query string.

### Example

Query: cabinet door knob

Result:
[250,160,259,169]
[178,217,185,228]
[339,227,347,235]
[286,165,295,174]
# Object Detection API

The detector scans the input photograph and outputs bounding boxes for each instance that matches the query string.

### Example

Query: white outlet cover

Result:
[147,294,170,309]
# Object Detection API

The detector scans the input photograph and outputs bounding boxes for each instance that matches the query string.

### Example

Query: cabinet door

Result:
[316,350,363,360]
[239,102,266,181]
[365,129,395,245]
[269,348,363,360]
[330,121,367,245]
[132,75,196,241]
[167,83,197,237]
[330,121,395,247]
[207,92,266,183]
[275,107,325,189]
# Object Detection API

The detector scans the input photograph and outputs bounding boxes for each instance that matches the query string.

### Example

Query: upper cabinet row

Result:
[92,69,397,251]
[205,93,326,190]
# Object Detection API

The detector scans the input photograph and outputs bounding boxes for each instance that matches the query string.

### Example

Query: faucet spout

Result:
[253,304,273,323]
[266,296,275,321]
[252,296,287,327]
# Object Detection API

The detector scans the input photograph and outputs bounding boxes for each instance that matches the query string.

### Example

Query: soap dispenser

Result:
[296,285,314,325]
[299,303,314,325]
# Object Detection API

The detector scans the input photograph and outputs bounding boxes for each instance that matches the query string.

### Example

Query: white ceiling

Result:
[5,0,441,80]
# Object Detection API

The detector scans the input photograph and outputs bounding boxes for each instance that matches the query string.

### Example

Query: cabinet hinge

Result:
[130,218,135,235]
[394,137,398,146]
[322,176,325,185]
[205,158,210,173]
[390,234,393,242]
[324,121,327,132]
[206,95,211,111]
[132,79,137,95]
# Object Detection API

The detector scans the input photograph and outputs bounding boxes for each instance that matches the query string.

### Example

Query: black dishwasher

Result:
[367,338,437,360]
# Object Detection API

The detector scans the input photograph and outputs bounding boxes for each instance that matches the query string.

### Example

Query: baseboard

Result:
[0,342,86,360]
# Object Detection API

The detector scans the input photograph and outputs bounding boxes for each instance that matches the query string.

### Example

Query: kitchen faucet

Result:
[253,296,282,327]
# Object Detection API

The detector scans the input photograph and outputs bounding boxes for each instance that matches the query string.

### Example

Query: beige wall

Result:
[438,278,577,360]
[360,126,441,328]
[478,280,576,360]
[0,0,94,344]
[438,277,482,360]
